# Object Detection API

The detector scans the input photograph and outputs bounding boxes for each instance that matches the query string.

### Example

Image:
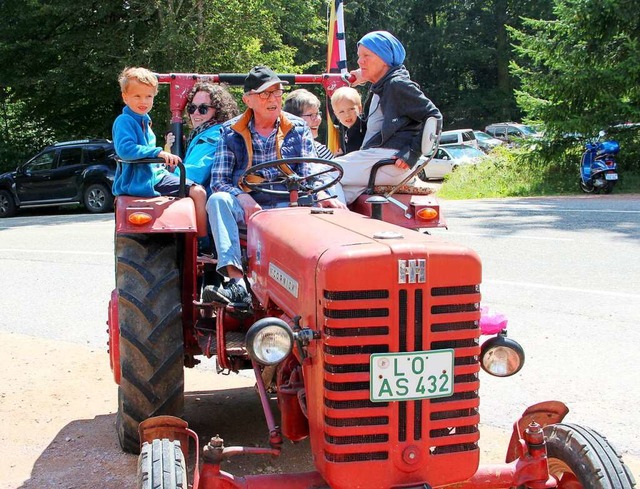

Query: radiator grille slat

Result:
[325,416,389,427]
[322,281,480,466]
[324,307,389,319]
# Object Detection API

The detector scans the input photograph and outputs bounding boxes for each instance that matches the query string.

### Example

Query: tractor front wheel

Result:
[544,423,635,488]
[138,438,187,489]
[116,233,185,454]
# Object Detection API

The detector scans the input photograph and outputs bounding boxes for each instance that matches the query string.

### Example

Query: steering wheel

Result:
[240,157,343,196]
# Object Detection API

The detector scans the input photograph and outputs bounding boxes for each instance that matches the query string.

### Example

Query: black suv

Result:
[0,139,117,218]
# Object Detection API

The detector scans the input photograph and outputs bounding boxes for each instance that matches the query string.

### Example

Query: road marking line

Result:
[487,279,640,300]
[0,249,112,256]
[446,205,640,214]
[443,231,573,241]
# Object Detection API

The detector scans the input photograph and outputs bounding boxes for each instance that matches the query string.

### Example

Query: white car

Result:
[473,130,504,152]
[439,128,479,149]
[418,144,486,181]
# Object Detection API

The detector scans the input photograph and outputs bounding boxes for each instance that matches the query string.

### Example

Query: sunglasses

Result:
[186,103,214,115]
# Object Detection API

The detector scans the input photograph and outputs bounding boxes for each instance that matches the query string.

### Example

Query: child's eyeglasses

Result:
[301,111,322,119]
[186,103,213,115]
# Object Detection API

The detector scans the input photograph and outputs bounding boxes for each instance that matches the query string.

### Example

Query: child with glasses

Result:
[112,66,209,244]
[284,88,334,159]
[331,86,366,155]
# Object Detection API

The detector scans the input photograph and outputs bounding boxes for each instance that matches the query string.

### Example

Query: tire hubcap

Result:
[89,190,105,209]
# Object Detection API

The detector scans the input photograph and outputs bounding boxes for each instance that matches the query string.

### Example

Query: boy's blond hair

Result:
[331,86,362,108]
[118,67,158,93]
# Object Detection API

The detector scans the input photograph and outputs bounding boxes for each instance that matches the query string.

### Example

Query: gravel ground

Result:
[2,331,637,488]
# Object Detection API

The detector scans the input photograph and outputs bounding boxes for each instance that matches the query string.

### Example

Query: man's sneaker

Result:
[202,280,251,307]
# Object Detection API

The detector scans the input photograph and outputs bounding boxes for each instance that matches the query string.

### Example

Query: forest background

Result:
[0,0,638,173]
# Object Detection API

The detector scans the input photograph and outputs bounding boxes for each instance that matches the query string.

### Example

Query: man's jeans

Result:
[206,192,246,277]
[206,192,288,277]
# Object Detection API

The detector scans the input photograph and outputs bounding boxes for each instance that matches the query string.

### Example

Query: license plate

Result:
[370,349,454,402]
[605,173,618,180]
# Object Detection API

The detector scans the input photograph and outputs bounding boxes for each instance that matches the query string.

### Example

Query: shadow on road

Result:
[18,386,313,489]
[18,414,137,489]
[0,206,113,230]
[441,195,640,242]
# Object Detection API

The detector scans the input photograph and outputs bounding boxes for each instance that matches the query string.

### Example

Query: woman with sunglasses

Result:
[166,82,239,189]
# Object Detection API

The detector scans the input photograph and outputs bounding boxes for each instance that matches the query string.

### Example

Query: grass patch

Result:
[437,146,640,199]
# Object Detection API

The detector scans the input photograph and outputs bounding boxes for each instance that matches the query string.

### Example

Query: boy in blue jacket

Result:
[112,67,208,240]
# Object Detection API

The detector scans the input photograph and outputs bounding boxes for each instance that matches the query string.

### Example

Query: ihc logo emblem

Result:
[398,259,426,284]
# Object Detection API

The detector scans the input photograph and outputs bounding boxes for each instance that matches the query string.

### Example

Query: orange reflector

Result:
[416,207,438,221]
[128,212,153,225]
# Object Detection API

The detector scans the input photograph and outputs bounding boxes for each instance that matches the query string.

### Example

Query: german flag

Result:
[326,0,348,153]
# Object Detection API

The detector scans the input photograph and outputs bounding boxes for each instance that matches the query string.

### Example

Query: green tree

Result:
[342,0,553,129]
[0,0,325,168]
[509,0,640,138]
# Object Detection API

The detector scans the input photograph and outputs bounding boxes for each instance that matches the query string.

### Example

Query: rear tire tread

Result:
[116,234,185,454]
[138,438,187,489]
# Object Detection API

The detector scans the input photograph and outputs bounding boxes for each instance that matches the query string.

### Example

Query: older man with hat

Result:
[204,65,344,306]
[331,30,442,204]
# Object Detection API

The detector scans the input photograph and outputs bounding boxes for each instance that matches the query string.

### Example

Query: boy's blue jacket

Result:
[112,106,168,197]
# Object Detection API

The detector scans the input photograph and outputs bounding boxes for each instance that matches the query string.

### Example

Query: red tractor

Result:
[107,73,636,489]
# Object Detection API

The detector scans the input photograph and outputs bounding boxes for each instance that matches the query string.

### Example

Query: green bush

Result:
[438,142,640,199]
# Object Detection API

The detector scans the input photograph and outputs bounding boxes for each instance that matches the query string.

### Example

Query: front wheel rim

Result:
[88,189,105,209]
[548,459,582,489]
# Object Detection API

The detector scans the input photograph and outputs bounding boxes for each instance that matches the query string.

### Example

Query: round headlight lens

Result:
[480,336,525,377]
[246,318,294,366]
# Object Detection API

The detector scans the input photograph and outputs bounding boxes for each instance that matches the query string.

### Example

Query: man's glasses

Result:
[254,89,284,100]
[301,111,322,119]
[186,103,214,115]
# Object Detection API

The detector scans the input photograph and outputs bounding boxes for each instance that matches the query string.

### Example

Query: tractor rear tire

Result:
[116,233,184,454]
[544,423,635,488]
[138,438,187,489]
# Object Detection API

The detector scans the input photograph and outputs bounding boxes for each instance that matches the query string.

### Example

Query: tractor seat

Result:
[372,183,434,195]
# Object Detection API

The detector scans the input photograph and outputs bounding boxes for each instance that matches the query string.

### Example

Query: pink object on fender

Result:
[479,306,508,335]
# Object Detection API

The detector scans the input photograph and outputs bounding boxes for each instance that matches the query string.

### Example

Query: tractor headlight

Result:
[480,334,525,377]
[246,318,294,366]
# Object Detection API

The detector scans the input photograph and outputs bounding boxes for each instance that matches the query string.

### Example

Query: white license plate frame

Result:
[370,349,455,402]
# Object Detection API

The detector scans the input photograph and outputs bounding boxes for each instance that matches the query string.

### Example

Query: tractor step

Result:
[195,321,247,358]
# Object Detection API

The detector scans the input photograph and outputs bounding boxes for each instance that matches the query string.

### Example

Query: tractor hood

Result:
[247,206,479,330]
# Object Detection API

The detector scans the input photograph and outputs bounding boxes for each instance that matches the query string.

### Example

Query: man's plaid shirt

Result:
[210,115,317,196]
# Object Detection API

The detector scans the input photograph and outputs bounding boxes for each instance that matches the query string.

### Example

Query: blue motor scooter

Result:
[579,131,619,193]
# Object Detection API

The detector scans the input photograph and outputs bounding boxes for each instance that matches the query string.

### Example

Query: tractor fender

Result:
[115,195,197,235]
[506,400,570,462]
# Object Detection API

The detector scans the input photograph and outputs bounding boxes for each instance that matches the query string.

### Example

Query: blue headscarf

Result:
[358,31,406,67]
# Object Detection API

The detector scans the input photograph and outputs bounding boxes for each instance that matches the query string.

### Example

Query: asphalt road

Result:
[427,194,640,462]
[1,195,639,479]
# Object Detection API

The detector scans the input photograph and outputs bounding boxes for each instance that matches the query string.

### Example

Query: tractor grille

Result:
[321,283,481,467]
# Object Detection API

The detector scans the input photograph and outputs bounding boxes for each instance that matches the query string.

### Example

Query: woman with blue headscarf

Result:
[331,30,442,204]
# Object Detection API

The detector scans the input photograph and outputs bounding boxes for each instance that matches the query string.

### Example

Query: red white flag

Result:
[326,0,348,153]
